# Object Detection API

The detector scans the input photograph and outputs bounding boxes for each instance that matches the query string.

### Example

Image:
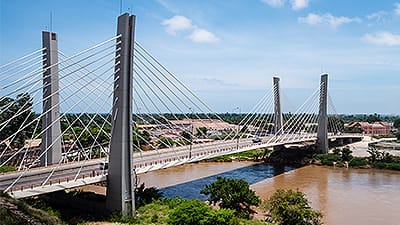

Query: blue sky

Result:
[1,0,400,114]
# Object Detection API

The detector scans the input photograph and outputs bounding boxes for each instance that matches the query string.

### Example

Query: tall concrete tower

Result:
[317,74,328,153]
[41,31,62,166]
[273,77,283,134]
[106,13,136,216]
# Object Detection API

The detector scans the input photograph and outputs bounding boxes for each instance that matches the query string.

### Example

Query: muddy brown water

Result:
[138,162,400,225]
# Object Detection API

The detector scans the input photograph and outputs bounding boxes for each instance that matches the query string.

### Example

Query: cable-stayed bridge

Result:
[0,13,361,215]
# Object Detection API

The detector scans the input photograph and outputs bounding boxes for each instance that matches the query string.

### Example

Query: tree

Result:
[366,113,381,123]
[196,127,208,138]
[396,131,400,141]
[264,189,323,225]
[0,93,35,149]
[135,183,163,208]
[180,131,192,141]
[394,118,400,129]
[168,199,234,225]
[157,137,175,149]
[200,176,260,219]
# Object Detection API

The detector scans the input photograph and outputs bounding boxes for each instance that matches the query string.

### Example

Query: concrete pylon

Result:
[41,31,61,166]
[106,13,136,216]
[317,74,328,153]
[273,77,283,134]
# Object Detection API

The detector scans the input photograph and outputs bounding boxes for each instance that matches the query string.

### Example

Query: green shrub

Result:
[264,189,323,225]
[319,154,341,166]
[201,177,260,219]
[167,199,234,225]
[0,165,16,173]
[385,163,400,171]
[349,158,368,167]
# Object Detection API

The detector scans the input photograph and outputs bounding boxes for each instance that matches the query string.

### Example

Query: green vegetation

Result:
[313,147,400,171]
[168,199,235,225]
[108,198,269,225]
[262,189,323,225]
[0,165,16,173]
[314,147,353,166]
[205,149,272,162]
[396,131,400,142]
[135,182,163,208]
[394,118,400,129]
[0,191,63,225]
[201,176,260,219]
[0,93,35,149]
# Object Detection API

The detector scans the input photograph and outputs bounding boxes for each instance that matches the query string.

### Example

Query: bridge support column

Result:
[106,13,136,216]
[317,74,328,153]
[273,77,283,134]
[41,31,62,166]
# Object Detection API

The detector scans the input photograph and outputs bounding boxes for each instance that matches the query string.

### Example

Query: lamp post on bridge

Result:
[189,107,194,158]
[233,107,241,150]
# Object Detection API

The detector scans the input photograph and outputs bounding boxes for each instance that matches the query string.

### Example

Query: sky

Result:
[1,0,400,114]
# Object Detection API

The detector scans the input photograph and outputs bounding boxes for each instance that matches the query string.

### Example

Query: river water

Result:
[137,162,400,225]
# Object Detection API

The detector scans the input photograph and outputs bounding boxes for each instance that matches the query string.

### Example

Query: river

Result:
[137,161,400,225]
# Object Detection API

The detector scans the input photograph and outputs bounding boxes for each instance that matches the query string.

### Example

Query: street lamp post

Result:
[234,107,241,150]
[189,107,193,158]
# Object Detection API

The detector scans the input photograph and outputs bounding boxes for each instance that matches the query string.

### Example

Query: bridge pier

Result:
[273,77,283,134]
[41,31,62,166]
[317,74,328,153]
[106,13,136,216]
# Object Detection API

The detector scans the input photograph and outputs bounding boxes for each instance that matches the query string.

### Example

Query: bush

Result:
[349,158,368,167]
[167,199,234,225]
[385,163,400,171]
[264,189,323,225]
[135,183,163,208]
[201,177,260,219]
[316,154,340,166]
[0,165,16,173]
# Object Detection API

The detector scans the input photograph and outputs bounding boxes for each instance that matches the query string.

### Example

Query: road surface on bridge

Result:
[0,134,361,198]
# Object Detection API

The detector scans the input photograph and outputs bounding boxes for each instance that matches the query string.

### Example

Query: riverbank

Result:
[251,165,400,225]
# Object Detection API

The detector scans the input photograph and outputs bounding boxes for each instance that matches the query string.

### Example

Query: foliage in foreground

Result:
[201,176,260,219]
[0,191,63,225]
[263,189,323,225]
[109,198,268,225]
[168,199,235,225]
[135,182,164,208]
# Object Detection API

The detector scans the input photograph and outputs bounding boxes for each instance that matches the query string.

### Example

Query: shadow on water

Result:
[160,163,296,200]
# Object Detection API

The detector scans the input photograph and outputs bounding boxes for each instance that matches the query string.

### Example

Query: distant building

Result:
[345,121,392,135]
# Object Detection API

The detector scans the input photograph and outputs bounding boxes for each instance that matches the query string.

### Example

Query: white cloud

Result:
[395,2,400,15]
[162,15,219,44]
[262,0,285,8]
[367,11,388,22]
[162,15,193,35]
[298,13,361,28]
[189,28,219,43]
[290,0,309,10]
[362,31,400,46]
[367,11,388,23]
[298,13,322,25]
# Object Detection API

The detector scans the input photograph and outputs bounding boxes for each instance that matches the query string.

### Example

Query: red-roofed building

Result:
[345,121,392,135]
